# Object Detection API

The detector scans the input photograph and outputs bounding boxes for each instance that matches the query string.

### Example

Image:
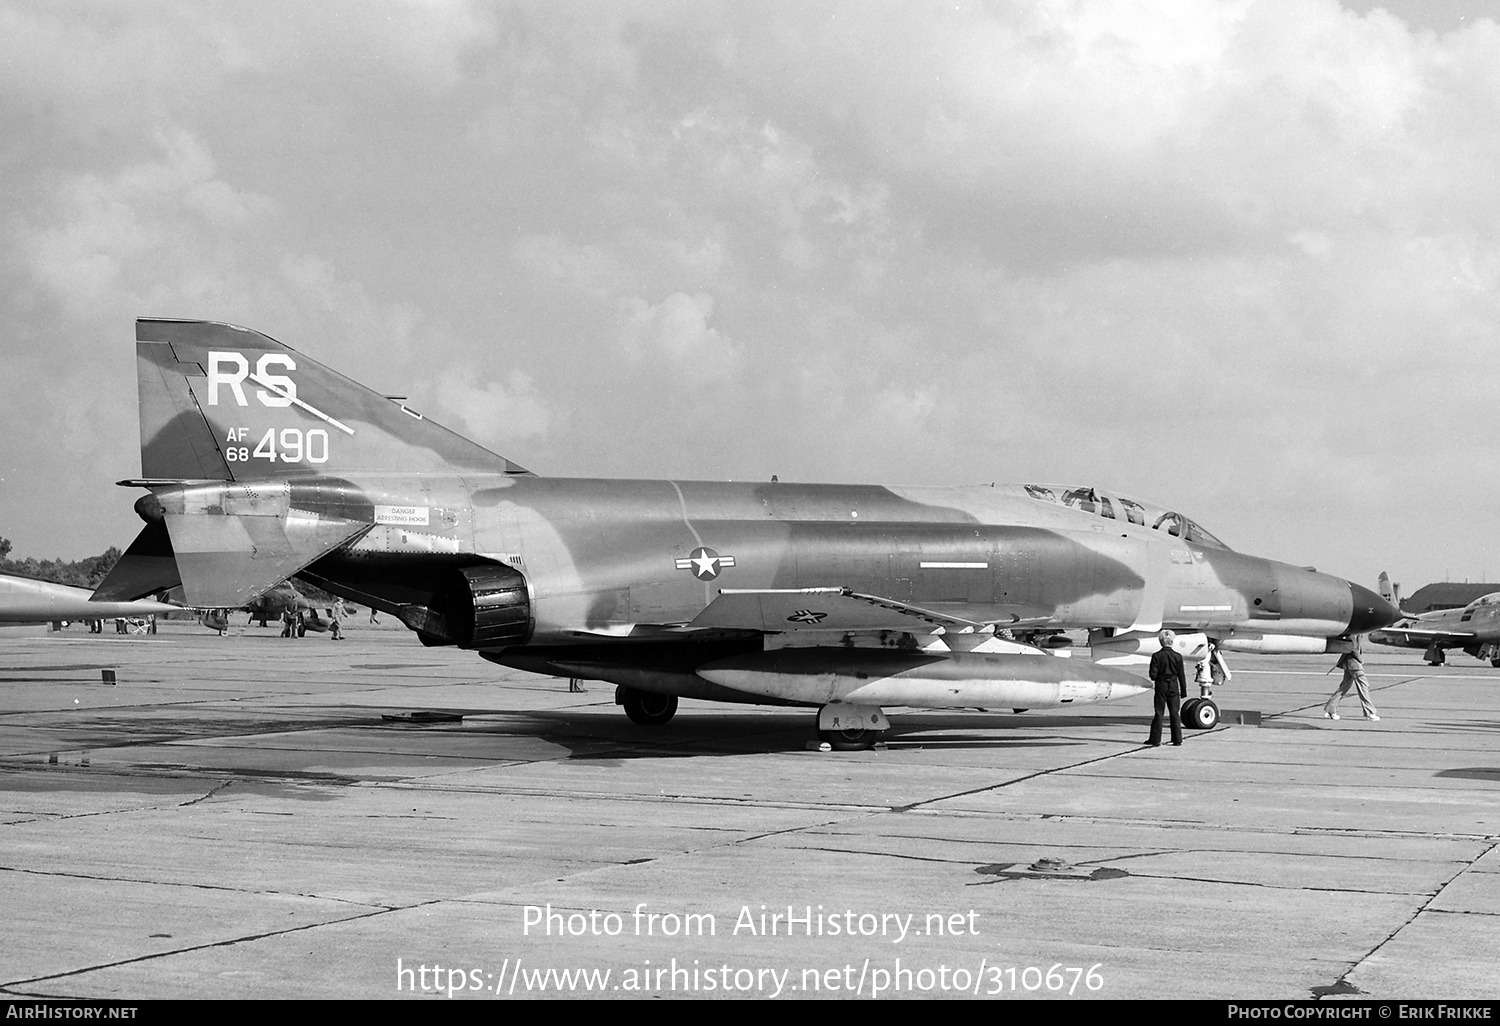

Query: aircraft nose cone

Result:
[1348,582,1400,634]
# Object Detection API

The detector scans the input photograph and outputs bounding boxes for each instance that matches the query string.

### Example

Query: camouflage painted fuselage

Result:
[101,318,1397,713]
[269,474,1388,646]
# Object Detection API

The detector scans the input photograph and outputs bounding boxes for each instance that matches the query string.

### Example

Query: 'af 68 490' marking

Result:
[224,427,330,464]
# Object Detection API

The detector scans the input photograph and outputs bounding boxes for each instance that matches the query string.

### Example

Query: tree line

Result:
[0,537,122,590]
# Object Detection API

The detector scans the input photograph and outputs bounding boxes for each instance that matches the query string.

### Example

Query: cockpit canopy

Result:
[1464,593,1500,610]
[1022,484,1231,550]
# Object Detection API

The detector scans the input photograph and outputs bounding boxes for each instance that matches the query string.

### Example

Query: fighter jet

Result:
[0,571,175,626]
[1368,583,1500,666]
[244,580,335,630]
[95,319,1397,748]
[1377,571,1500,616]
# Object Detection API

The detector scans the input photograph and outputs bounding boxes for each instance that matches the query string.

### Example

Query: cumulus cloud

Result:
[18,128,274,321]
[428,365,552,448]
[2,0,1499,585]
[617,291,741,383]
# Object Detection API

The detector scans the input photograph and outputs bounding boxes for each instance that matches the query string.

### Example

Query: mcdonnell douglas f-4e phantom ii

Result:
[95,319,1398,749]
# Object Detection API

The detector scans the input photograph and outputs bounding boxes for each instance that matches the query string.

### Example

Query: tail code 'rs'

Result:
[135,318,530,481]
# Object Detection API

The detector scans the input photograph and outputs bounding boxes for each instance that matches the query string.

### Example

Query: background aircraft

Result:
[1378,571,1500,616]
[243,581,342,631]
[1369,572,1500,665]
[149,573,348,634]
[0,571,175,627]
[96,319,1397,748]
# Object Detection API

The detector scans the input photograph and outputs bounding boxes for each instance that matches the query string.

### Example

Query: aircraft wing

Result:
[687,587,1053,633]
[0,573,176,624]
[1370,625,1475,646]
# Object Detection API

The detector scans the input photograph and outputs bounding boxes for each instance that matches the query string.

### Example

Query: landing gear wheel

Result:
[1492,659,1500,668]
[818,727,880,751]
[621,689,678,726]
[1183,698,1219,730]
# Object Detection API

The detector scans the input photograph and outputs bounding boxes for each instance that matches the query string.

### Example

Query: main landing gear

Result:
[816,705,890,751]
[615,687,678,725]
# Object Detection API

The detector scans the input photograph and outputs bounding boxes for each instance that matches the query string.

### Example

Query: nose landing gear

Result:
[1181,696,1219,730]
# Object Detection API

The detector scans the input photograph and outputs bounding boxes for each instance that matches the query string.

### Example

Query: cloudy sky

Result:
[2,0,1497,595]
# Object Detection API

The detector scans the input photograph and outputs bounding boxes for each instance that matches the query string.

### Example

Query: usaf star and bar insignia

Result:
[675,547,736,581]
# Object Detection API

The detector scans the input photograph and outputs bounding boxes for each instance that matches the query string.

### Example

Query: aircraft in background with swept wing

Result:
[95,319,1397,748]
[1369,572,1500,666]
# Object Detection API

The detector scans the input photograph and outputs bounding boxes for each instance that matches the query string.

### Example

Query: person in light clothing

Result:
[1324,646,1379,721]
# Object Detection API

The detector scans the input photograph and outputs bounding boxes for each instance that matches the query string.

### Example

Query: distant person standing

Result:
[1146,629,1188,747]
[329,598,346,641]
[369,605,380,625]
[1325,646,1379,721]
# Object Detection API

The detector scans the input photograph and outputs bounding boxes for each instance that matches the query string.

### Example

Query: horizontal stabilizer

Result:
[168,510,369,607]
[117,478,374,607]
[92,521,180,602]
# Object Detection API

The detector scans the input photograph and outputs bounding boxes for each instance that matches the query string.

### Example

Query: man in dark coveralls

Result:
[1146,629,1188,747]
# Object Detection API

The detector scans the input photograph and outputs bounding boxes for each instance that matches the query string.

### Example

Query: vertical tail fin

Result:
[1377,571,1401,612]
[136,318,530,481]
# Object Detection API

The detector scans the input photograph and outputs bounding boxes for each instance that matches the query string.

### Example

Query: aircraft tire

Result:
[1492,659,1500,668]
[1183,698,1218,730]
[818,727,880,752]
[621,689,678,726]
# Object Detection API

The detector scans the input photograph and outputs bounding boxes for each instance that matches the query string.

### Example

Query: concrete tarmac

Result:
[1,620,1496,1001]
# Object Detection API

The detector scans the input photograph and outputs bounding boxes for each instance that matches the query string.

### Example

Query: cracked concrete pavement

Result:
[1,621,1497,999]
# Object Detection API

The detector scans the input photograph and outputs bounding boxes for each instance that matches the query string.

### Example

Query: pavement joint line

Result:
[179,778,235,807]
[0,901,433,994]
[1330,837,1500,991]
[1262,676,1424,723]
[1095,871,1436,895]
[372,780,892,812]
[803,826,1489,860]
[783,844,991,866]
[888,737,1198,814]
[899,808,1500,842]
[0,863,399,909]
